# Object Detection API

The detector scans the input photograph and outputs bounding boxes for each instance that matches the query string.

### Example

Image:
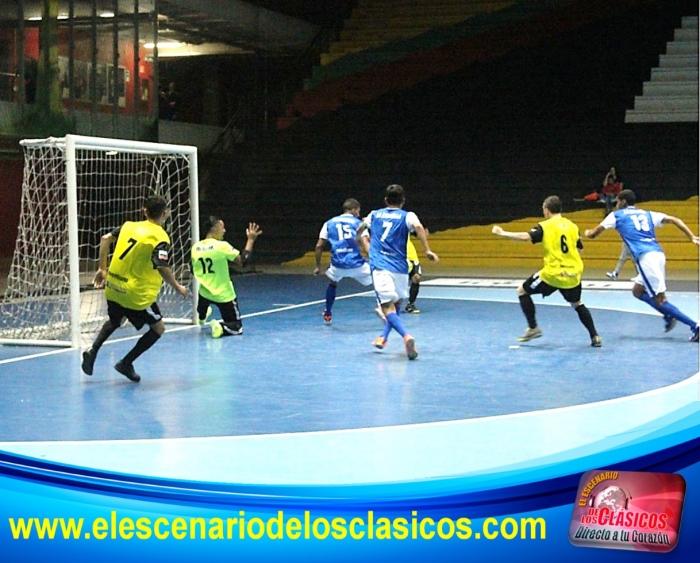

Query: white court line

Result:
[423,277,635,289]
[0,291,375,366]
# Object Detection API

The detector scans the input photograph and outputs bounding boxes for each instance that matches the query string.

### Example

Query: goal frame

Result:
[2,134,199,348]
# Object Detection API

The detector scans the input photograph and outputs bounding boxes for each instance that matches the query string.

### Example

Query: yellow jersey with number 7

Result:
[105,220,170,309]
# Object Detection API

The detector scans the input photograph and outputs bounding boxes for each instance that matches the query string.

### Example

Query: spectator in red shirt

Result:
[600,167,623,214]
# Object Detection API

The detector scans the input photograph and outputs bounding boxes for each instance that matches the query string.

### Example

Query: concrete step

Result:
[625,109,699,123]
[674,28,698,41]
[285,199,699,272]
[665,41,699,55]
[632,95,698,112]
[658,53,699,68]
[650,67,699,82]
[681,15,698,28]
[642,80,698,97]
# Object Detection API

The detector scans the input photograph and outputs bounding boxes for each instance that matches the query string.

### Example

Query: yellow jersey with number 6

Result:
[105,220,170,309]
[538,216,583,289]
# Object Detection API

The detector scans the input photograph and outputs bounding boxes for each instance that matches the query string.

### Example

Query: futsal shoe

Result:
[115,360,141,383]
[518,326,542,342]
[591,335,602,348]
[209,319,224,339]
[323,310,332,324]
[405,303,420,314]
[199,306,213,326]
[605,271,618,280]
[81,347,96,376]
[372,336,387,349]
[403,335,418,360]
[664,315,677,333]
[691,325,699,343]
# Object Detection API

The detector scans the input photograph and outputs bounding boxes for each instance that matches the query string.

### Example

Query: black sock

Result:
[519,294,537,328]
[575,304,598,338]
[409,282,419,305]
[91,320,118,354]
[122,329,161,365]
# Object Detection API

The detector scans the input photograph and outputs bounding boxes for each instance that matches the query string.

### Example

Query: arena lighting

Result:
[58,14,69,20]
[28,16,42,21]
[100,12,115,18]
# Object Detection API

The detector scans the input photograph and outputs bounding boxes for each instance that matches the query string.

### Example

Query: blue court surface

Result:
[0,274,698,485]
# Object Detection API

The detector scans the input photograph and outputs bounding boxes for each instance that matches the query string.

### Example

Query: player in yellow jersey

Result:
[492,195,601,347]
[405,234,423,313]
[81,195,190,382]
[192,217,262,337]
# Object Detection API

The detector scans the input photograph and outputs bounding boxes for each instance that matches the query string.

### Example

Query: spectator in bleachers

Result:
[582,166,624,214]
[600,167,624,214]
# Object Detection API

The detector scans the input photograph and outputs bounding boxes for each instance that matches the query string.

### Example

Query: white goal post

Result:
[0,134,199,348]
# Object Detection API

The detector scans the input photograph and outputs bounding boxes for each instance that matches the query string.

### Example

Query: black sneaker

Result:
[81,348,96,376]
[115,360,141,382]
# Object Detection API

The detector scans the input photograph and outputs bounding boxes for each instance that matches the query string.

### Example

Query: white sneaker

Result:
[605,271,618,280]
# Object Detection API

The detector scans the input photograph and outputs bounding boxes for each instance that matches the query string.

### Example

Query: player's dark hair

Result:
[343,198,360,212]
[617,189,636,205]
[385,184,405,206]
[144,195,167,219]
[543,195,562,214]
[203,215,221,236]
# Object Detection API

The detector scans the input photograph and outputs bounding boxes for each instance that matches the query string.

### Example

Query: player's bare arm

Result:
[492,225,532,242]
[314,237,327,275]
[663,216,700,244]
[235,222,263,267]
[93,232,115,288]
[584,225,605,239]
[157,266,190,298]
[414,223,439,262]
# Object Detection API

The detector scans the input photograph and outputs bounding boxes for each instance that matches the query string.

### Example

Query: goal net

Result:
[0,135,199,347]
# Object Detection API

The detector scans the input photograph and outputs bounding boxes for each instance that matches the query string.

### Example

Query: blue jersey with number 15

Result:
[321,214,367,269]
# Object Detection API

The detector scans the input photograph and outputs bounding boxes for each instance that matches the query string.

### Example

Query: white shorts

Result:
[633,251,666,296]
[372,269,409,304]
[325,263,372,286]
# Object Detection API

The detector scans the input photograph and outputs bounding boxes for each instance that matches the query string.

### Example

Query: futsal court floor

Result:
[0,273,698,485]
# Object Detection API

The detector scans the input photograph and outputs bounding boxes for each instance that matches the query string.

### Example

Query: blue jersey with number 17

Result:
[607,207,664,260]
[321,214,367,269]
[365,207,416,274]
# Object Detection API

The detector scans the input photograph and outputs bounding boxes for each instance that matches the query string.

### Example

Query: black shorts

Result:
[197,295,241,325]
[522,272,582,303]
[107,300,163,330]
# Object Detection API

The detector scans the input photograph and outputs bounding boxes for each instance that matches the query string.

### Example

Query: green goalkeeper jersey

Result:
[191,238,240,302]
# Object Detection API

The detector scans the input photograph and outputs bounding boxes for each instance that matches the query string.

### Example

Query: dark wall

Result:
[201,0,700,262]
[0,158,24,256]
